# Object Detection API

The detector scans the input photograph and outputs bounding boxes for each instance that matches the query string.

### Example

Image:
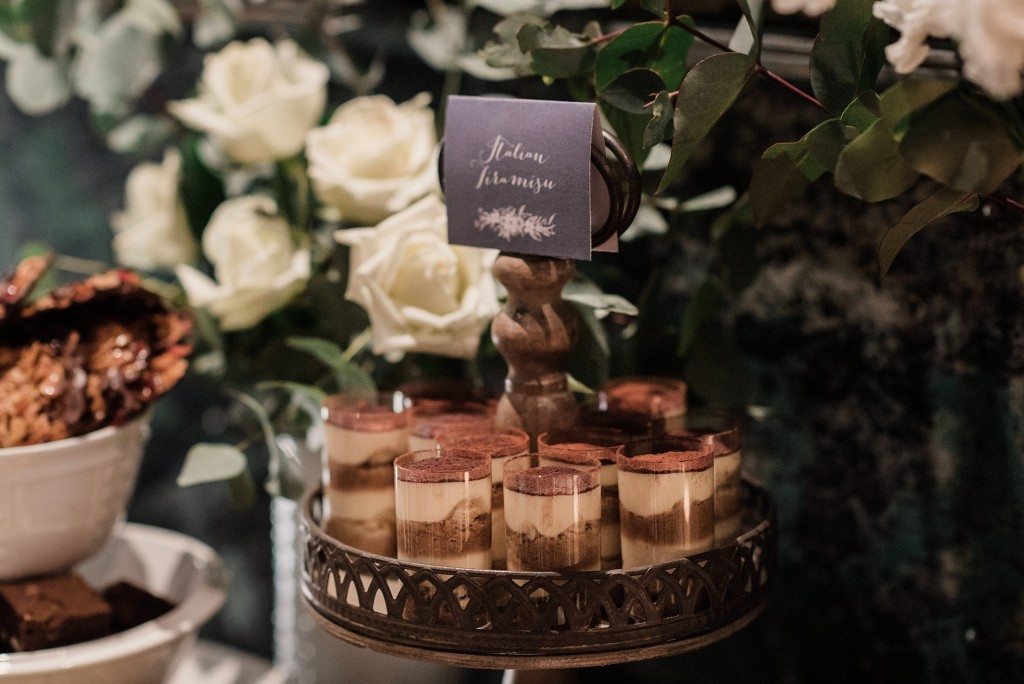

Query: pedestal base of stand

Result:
[301,596,767,670]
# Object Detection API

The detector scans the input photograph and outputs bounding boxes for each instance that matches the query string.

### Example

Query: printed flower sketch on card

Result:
[474,205,556,242]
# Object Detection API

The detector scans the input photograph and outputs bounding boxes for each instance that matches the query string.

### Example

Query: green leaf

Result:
[730,0,764,59]
[643,89,672,149]
[601,103,652,167]
[840,94,879,133]
[567,302,610,392]
[177,443,248,486]
[879,78,957,131]
[482,14,543,71]
[878,187,979,275]
[179,134,225,241]
[834,118,918,201]
[287,336,377,393]
[563,291,639,317]
[900,92,1023,193]
[517,21,598,79]
[600,68,664,114]
[748,118,851,226]
[656,52,755,194]
[749,152,807,228]
[594,22,661,91]
[257,381,328,408]
[567,374,596,395]
[809,0,888,113]
[23,0,61,57]
[679,277,724,356]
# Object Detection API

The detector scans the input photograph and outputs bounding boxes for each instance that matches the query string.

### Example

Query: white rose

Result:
[176,195,311,331]
[111,148,198,271]
[335,195,499,360]
[873,0,1024,100]
[771,0,836,16]
[306,93,439,225]
[958,0,1024,100]
[169,39,328,165]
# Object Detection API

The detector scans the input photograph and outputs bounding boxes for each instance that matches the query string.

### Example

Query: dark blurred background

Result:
[3,1,1024,682]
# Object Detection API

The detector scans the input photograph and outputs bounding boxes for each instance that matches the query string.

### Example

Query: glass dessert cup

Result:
[394,449,492,569]
[673,412,743,544]
[598,376,688,433]
[619,434,714,569]
[437,427,530,570]
[503,454,602,572]
[407,408,493,452]
[321,392,413,556]
[394,379,494,418]
[537,428,628,569]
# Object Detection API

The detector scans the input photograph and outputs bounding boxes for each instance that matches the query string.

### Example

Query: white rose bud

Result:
[176,195,311,331]
[169,39,329,165]
[111,148,197,271]
[335,195,499,360]
[307,93,439,225]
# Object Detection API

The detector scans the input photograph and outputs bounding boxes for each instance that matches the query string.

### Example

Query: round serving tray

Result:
[300,477,775,670]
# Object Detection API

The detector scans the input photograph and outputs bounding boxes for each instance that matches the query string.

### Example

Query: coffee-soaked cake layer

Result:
[324,515,396,557]
[397,499,491,566]
[506,521,601,572]
[620,497,714,544]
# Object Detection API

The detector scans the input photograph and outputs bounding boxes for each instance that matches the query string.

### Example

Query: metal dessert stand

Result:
[300,478,774,670]
[301,131,776,670]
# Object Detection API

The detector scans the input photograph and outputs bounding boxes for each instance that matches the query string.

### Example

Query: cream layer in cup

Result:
[503,455,602,572]
[394,449,492,569]
[321,393,412,556]
[538,428,628,569]
[618,443,714,569]
[437,428,529,569]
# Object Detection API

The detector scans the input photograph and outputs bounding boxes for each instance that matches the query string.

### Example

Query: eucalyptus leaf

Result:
[834,118,918,201]
[730,0,764,59]
[601,102,653,167]
[900,93,1023,193]
[594,21,692,92]
[878,187,978,275]
[563,291,639,317]
[483,14,544,71]
[656,52,755,194]
[600,67,664,114]
[106,114,174,155]
[879,78,957,131]
[567,302,609,391]
[809,0,887,114]
[643,90,672,149]
[840,95,879,133]
[517,21,598,79]
[287,336,377,393]
[177,443,248,486]
[750,152,807,228]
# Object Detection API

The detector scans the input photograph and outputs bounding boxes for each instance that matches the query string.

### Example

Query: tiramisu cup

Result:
[503,455,602,572]
[407,410,493,452]
[679,413,743,543]
[394,449,492,569]
[619,435,714,569]
[395,379,494,418]
[538,428,628,569]
[437,428,529,569]
[599,377,688,433]
[321,393,412,556]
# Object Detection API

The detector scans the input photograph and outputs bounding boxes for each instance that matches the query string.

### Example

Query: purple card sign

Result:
[444,96,598,261]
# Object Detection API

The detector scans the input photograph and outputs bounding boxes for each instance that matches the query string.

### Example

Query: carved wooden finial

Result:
[491,253,581,442]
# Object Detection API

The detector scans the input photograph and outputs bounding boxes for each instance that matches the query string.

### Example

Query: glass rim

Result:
[618,449,713,474]
[411,411,493,439]
[436,427,530,457]
[394,448,492,483]
[322,391,413,430]
[671,411,741,455]
[599,376,688,414]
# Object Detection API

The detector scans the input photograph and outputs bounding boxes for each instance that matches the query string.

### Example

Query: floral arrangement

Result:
[2,0,1021,494]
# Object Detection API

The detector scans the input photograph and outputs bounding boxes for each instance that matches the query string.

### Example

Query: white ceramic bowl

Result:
[0,523,228,683]
[0,417,150,581]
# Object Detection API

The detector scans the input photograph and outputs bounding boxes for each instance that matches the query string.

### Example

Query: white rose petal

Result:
[169,39,328,164]
[771,0,836,16]
[335,195,498,359]
[112,148,198,271]
[306,93,439,225]
[177,195,310,331]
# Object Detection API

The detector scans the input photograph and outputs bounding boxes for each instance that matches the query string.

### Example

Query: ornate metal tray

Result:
[300,477,775,669]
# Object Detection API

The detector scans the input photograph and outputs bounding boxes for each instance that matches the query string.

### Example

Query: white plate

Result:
[0,523,227,684]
